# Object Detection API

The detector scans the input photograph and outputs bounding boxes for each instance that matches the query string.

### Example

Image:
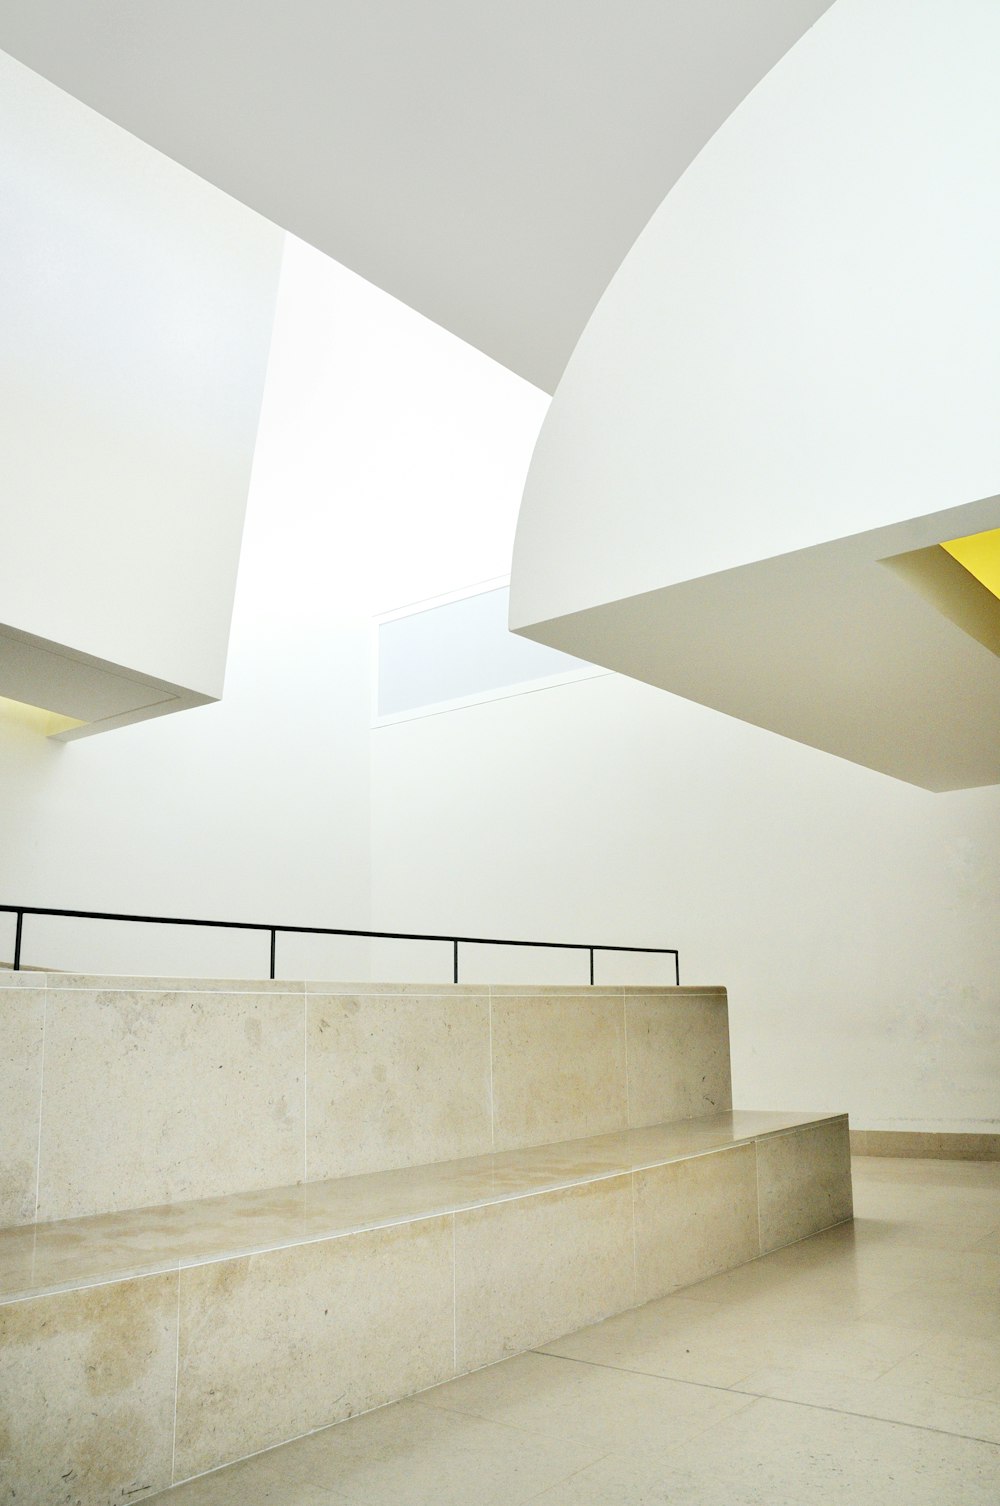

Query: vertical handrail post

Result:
[452,939,459,984]
[269,928,277,981]
[13,910,23,971]
[674,950,680,986]
[589,946,595,986]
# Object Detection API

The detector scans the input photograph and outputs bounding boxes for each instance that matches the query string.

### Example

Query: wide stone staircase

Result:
[0,972,852,1504]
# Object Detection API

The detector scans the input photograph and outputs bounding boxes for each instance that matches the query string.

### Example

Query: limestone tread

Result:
[0,1109,846,1304]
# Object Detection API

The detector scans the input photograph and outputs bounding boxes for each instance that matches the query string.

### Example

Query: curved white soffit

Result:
[510,0,1000,631]
[0,0,835,394]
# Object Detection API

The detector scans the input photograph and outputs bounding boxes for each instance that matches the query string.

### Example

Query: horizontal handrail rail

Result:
[0,903,679,985]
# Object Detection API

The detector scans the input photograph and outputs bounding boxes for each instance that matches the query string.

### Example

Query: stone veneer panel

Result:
[626,988,732,1127]
[0,985,44,1225]
[633,1143,759,1301]
[11,978,737,1225]
[0,1271,177,1506]
[36,988,304,1221]
[757,1116,854,1252]
[454,1173,634,1371]
[490,990,628,1151]
[306,992,492,1179]
[174,1214,455,1480]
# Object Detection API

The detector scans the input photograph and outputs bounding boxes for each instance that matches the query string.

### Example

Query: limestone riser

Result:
[0,980,732,1225]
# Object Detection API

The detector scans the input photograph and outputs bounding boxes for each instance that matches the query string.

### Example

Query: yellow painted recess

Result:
[941,527,1000,601]
[0,695,87,737]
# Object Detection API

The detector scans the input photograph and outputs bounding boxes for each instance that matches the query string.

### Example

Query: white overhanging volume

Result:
[0,52,283,739]
[509,0,1000,793]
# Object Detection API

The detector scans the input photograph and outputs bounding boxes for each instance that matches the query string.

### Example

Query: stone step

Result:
[0,1110,852,1506]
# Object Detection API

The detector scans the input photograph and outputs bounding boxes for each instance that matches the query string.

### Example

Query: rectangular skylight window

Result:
[375,583,601,721]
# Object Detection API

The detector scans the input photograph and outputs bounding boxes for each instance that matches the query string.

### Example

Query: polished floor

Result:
[148,1157,1000,1506]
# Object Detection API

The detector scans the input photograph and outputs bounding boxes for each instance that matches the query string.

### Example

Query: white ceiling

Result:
[0,0,832,392]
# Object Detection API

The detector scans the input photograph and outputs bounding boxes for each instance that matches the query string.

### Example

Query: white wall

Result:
[0,234,548,980]
[0,52,282,703]
[371,673,1000,1135]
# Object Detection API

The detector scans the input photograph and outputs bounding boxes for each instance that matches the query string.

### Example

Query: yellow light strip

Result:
[941,527,1000,602]
[0,695,87,736]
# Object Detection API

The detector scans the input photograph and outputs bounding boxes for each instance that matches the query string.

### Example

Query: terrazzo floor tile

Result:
[874,1330,1000,1403]
[542,1300,926,1387]
[521,1450,809,1506]
[732,1364,1000,1445]
[862,1280,1000,1337]
[653,1232,915,1324]
[847,1214,1000,1250]
[643,1394,1000,1505]
[539,1297,755,1388]
[161,1463,356,1506]
[528,1393,1000,1503]
[253,1396,607,1506]
[415,1349,755,1455]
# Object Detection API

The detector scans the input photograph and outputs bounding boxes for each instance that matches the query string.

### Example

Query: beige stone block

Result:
[0,986,43,1225]
[634,1143,760,1301]
[757,1117,854,1253]
[174,1214,455,1479]
[307,993,492,1179]
[37,989,305,1221]
[454,1173,634,1371]
[490,992,627,1151]
[0,1272,177,1506]
[626,988,731,1127]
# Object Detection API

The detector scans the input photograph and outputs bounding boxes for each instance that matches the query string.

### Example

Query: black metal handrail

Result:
[0,903,679,985]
